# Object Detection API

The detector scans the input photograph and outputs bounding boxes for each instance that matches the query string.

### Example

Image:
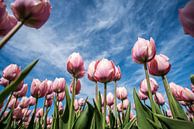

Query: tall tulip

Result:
[3,64,21,81]
[107,92,114,107]
[138,90,148,101]
[140,78,158,95]
[57,92,65,101]
[180,88,194,102]
[19,97,30,108]
[154,92,165,106]
[116,87,128,100]
[52,78,65,93]
[13,84,28,98]
[30,79,47,98]
[169,82,183,101]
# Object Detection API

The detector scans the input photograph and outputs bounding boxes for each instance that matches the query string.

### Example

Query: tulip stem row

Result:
[114,81,118,122]
[103,82,107,129]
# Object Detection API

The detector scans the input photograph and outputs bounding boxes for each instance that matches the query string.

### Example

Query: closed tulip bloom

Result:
[140,78,158,95]
[13,107,23,121]
[29,96,36,106]
[138,90,148,100]
[46,92,54,100]
[11,0,51,29]
[67,52,85,78]
[70,79,81,95]
[36,108,43,118]
[22,108,31,117]
[179,0,194,37]
[106,116,110,124]
[0,77,9,87]
[123,99,129,110]
[19,97,30,108]
[148,54,171,76]
[154,92,165,105]
[113,66,121,81]
[57,91,65,101]
[46,80,53,94]
[87,61,97,82]
[107,92,114,107]
[94,58,115,83]
[191,84,194,93]
[166,109,172,117]
[116,87,128,100]
[15,81,24,92]
[13,84,28,98]
[74,99,79,111]
[169,82,184,101]
[31,79,47,98]
[132,37,156,64]
[47,117,52,125]
[3,64,21,81]
[78,98,85,107]
[8,97,19,109]
[180,88,194,102]
[58,102,63,112]
[117,103,122,112]
[52,78,65,93]
[45,99,52,107]
[0,0,6,20]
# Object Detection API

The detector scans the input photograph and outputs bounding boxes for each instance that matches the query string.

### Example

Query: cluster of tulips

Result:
[0,0,194,129]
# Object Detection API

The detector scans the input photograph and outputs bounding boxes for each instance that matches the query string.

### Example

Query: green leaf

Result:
[0,59,39,104]
[190,74,194,85]
[123,102,131,125]
[123,118,136,129]
[93,99,103,129]
[133,88,155,129]
[0,110,12,129]
[109,110,115,129]
[73,102,94,129]
[156,114,194,129]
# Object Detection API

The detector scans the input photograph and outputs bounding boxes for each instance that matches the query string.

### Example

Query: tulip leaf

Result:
[0,110,12,129]
[109,110,115,129]
[133,88,155,129]
[123,118,136,129]
[73,102,94,129]
[190,74,194,85]
[93,99,103,129]
[155,114,194,129]
[0,59,39,104]
[123,101,131,125]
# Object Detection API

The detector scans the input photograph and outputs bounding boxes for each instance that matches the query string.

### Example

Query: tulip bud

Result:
[148,54,171,76]
[52,78,65,93]
[78,98,85,107]
[70,79,81,95]
[36,108,43,118]
[11,0,51,29]
[140,78,158,95]
[13,107,23,121]
[30,79,48,98]
[45,99,53,107]
[117,103,122,112]
[106,92,114,107]
[123,99,129,110]
[166,109,172,117]
[113,66,121,81]
[180,88,194,102]
[57,92,65,101]
[106,115,110,124]
[13,84,28,98]
[132,37,156,64]
[179,0,194,37]
[47,117,52,125]
[22,108,31,117]
[15,81,24,92]
[74,99,79,111]
[46,80,53,94]
[8,97,19,109]
[138,90,148,100]
[94,58,115,83]
[116,87,128,100]
[58,102,63,113]
[0,77,9,87]
[169,82,184,101]
[87,61,97,82]
[3,64,21,81]
[19,97,30,108]
[29,96,36,106]
[67,52,85,78]
[46,92,54,100]
[154,92,165,105]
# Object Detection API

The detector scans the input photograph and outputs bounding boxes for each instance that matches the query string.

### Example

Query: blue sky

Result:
[0,0,194,109]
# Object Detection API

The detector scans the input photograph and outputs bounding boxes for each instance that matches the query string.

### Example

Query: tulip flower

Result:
[3,64,21,81]
[8,97,19,109]
[116,87,128,100]
[36,108,44,118]
[70,79,81,95]
[78,98,85,107]
[30,79,48,98]
[56,91,65,101]
[88,61,97,82]
[140,78,158,95]
[169,82,184,101]
[11,0,51,29]
[67,52,85,78]
[123,99,129,110]
[180,88,194,102]
[106,116,110,124]
[19,97,30,108]
[179,0,194,37]
[29,96,36,106]
[138,90,148,100]
[148,54,171,76]
[154,92,165,105]
[45,99,53,107]
[58,102,63,113]
[46,80,53,94]
[0,1,6,21]
[13,84,28,98]
[13,107,23,121]
[117,103,122,112]
[113,66,121,81]
[46,92,54,100]
[132,37,156,64]
[166,109,172,117]
[52,78,65,93]
[74,99,79,111]
[0,77,9,87]
[107,92,114,107]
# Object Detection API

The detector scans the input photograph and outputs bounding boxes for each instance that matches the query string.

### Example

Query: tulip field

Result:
[0,0,194,129]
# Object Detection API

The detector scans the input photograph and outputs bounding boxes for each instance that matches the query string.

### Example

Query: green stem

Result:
[121,100,124,124]
[0,21,24,49]
[103,82,107,129]
[68,77,76,129]
[95,82,98,103]
[114,81,117,117]
[143,63,159,126]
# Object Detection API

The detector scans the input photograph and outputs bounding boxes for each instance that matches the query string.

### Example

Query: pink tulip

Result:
[87,61,97,82]
[31,79,48,98]
[3,64,21,81]
[180,88,194,102]
[52,78,65,93]
[0,77,9,87]
[13,107,23,121]
[36,108,43,118]
[106,115,110,124]
[130,112,135,119]
[74,99,79,111]
[47,117,52,125]
[58,102,63,112]
[138,90,148,100]
[45,99,52,107]
[46,80,53,94]
[29,96,36,106]
[117,103,122,112]
[0,0,6,21]
[179,101,187,106]
[166,109,172,117]
[106,92,114,107]
[94,59,115,83]
[132,37,156,64]
[113,66,121,81]
[11,0,51,29]
[13,84,28,97]
[57,91,65,101]
[154,92,165,105]
[169,82,184,101]
[191,84,194,93]
[70,79,81,95]
[78,98,85,107]
[8,97,19,109]
[101,94,104,106]
[140,78,158,95]
[19,97,30,108]
[116,87,128,100]
[46,92,54,100]
[148,54,171,76]
[15,81,24,92]
[179,0,194,37]
[123,99,129,110]
[22,108,31,117]
[67,52,85,78]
